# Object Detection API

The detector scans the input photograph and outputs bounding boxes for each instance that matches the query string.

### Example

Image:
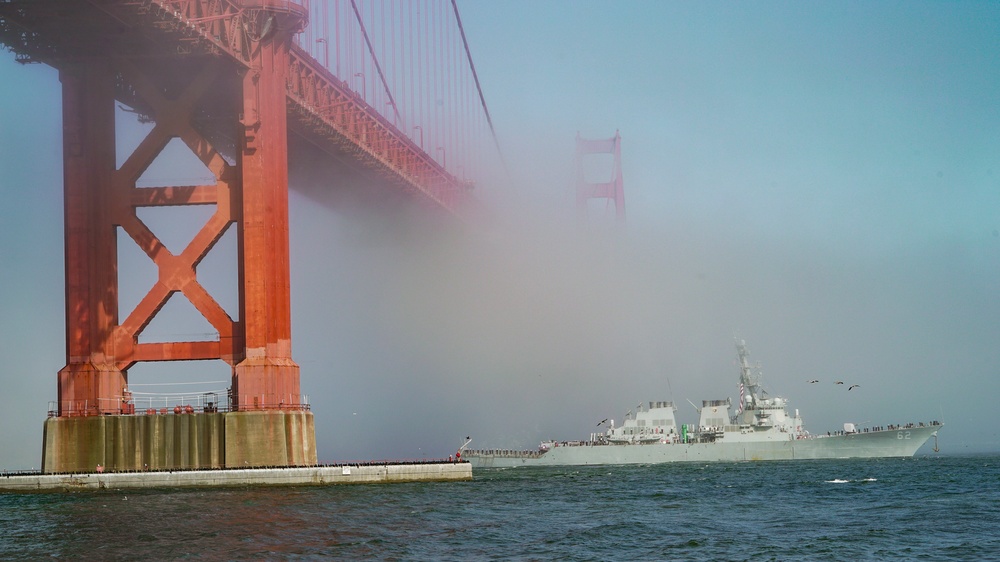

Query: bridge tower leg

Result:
[575,130,625,223]
[56,59,125,418]
[42,5,315,473]
[234,24,301,413]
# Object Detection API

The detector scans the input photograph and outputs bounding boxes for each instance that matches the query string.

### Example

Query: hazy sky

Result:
[1,1,998,469]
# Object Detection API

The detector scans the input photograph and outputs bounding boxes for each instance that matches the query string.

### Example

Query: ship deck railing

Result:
[816,420,943,437]
[464,449,546,458]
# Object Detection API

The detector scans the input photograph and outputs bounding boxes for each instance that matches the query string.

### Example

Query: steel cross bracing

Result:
[112,58,240,371]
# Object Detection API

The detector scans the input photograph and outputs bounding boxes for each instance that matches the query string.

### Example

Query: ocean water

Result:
[1,454,997,561]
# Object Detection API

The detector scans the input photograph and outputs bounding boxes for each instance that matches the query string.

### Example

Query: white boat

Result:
[463,340,942,468]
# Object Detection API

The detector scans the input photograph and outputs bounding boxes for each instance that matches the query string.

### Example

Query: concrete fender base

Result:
[42,411,316,473]
[0,463,473,492]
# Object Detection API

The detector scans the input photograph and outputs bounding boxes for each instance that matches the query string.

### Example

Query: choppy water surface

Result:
[1,455,997,561]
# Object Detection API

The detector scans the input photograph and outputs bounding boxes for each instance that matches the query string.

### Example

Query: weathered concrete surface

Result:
[41,411,316,473]
[0,462,472,492]
[224,411,316,467]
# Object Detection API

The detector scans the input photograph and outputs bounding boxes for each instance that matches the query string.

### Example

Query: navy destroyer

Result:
[463,340,942,468]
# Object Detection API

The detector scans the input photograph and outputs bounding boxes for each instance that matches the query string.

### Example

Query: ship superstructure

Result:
[464,339,942,468]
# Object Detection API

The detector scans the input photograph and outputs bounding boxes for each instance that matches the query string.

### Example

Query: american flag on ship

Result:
[737,383,745,414]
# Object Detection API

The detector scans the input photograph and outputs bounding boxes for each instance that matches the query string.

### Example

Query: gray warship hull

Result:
[465,424,941,468]
[465,340,943,469]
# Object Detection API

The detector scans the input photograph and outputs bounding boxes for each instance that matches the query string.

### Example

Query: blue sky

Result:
[1,1,998,468]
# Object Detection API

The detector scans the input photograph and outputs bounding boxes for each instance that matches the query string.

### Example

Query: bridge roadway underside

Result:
[42,411,316,474]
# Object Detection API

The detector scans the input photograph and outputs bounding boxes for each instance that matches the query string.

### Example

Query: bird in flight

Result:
[807,379,819,383]
[834,381,844,385]
[848,384,860,391]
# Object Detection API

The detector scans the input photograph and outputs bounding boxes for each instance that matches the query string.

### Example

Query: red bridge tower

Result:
[30,0,317,472]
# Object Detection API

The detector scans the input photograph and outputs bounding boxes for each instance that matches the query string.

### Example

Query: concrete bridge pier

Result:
[41,411,316,473]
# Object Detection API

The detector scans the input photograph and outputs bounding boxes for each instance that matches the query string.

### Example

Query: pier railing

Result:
[49,392,312,417]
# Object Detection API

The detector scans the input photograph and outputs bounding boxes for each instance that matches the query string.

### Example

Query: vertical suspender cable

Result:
[424,0,430,152]
[418,0,424,147]
[349,0,402,125]
[335,0,341,78]
[323,0,330,69]
[391,0,397,126]
[447,2,453,170]
[434,0,440,161]
[450,0,507,175]
[304,1,312,51]
[408,2,414,137]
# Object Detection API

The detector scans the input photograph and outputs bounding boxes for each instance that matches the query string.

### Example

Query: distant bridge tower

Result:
[575,131,625,223]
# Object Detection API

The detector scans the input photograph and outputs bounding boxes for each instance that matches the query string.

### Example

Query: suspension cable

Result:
[451,0,508,175]
[350,0,403,126]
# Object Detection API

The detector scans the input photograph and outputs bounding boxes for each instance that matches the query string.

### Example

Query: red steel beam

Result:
[57,58,125,417]
[232,15,301,410]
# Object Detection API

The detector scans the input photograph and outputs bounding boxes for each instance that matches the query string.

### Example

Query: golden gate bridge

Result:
[0,0,620,473]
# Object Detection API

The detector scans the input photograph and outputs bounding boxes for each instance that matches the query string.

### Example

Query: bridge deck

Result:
[0,0,470,214]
